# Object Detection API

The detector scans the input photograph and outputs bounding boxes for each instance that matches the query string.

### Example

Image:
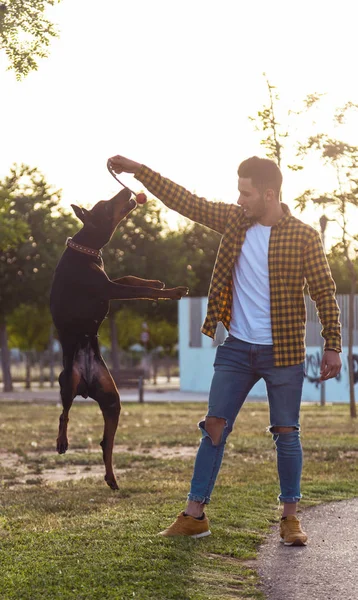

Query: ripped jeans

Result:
[188,335,305,505]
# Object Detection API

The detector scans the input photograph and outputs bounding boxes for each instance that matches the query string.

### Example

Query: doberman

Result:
[50,187,188,490]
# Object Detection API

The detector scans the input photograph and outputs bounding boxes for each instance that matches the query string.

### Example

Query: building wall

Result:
[179,296,358,402]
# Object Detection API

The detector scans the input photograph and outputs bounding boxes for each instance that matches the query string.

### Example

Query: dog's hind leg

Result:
[100,394,120,490]
[56,368,80,454]
[89,363,121,490]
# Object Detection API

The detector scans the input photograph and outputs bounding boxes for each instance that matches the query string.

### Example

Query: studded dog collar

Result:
[66,237,102,259]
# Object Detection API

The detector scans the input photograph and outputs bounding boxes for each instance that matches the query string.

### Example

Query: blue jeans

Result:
[188,335,305,505]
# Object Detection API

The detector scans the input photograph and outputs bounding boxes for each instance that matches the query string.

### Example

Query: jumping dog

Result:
[50,187,188,489]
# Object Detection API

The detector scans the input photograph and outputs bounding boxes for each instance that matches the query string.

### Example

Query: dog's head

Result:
[71,188,136,249]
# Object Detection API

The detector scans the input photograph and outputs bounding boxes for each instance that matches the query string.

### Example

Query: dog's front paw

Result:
[150,280,165,289]
[172,286,189,299]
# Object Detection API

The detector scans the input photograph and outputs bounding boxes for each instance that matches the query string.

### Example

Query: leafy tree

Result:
[248,74,309,188]
[7,303,52,388]
[327,247,358,294]
[99,307,144,354]
[0,0,61,79]
[103,200,167,285]
[99,308,179,383]
[296,104,358,417]
[100,199,169,378]
[172,222,220,297]
[0,187,29,250]
[249,74,286,169]
[0,164,77,390]
[249,78,335,408]
[97,196,220,374]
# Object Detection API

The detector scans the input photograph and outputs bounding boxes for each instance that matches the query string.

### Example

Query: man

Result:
[108,154,342,546]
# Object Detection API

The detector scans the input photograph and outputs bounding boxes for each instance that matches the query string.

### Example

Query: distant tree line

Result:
[0,163,222,391]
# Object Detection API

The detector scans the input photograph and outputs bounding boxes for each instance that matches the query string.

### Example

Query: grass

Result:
[0,401,357,599]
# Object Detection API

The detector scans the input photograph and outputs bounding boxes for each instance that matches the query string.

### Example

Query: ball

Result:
[136,193,147,204]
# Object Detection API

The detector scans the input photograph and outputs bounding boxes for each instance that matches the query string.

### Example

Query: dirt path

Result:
[0,444,196,486]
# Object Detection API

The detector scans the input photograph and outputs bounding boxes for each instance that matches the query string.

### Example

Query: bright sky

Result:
[1,0,357,246]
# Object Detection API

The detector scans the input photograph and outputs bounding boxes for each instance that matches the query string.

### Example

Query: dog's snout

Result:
[123,187,132,201]
[109,187,132,204]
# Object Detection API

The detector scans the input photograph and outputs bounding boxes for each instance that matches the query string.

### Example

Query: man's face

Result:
[238,177,267,219]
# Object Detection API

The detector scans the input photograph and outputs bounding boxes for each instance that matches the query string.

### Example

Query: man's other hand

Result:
[108,155,142,175]
[320,350,342,381]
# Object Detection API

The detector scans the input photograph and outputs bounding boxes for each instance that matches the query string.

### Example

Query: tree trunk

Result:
[109,312,120,385]
[39,352,44,388]
[0,320,13,392]
[165,355,171,383]
[347,277,357,418]
[152,356,158,385]
[344,251,357,417]
[25,352,31,389]
[49,324,55,388]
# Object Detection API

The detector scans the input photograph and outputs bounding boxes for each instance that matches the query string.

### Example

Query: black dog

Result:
[50,187,188,489]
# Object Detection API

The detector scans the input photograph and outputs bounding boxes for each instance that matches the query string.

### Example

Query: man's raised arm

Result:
[108,155,232,234]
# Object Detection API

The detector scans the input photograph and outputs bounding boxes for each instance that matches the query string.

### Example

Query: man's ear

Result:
[264,188,275,202]
[71,204,93,224]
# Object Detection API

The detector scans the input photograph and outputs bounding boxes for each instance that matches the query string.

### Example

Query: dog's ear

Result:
[71,204,85,222]
[71,204,93,224]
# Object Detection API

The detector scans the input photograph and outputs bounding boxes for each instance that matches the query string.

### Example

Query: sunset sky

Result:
[1,0,357,246]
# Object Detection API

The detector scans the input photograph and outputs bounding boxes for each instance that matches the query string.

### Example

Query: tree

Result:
[0,0,61,79]
[248,74,308,192]
[100,199,168,379]
[0,194,29,251]
[249,74,286,169]
[296,104,358,417]
[0,164,77,390]
[99,308,144,354]
[7,303,52,388]
[249,77,331,407]
[99,308,179,383]
[327,247,358,294]
[97,195,220,376]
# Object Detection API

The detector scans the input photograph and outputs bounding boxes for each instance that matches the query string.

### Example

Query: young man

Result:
[108,154,342,546]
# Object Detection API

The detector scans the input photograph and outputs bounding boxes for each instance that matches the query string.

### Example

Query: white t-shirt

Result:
[229,223,273,344]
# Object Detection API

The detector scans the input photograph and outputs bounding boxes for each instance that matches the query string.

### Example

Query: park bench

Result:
[116,368,145,403]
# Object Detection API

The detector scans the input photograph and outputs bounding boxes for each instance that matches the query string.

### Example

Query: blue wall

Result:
[179,298,357,402]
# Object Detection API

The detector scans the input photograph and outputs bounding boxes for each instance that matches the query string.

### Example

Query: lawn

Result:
[0,401,357,599]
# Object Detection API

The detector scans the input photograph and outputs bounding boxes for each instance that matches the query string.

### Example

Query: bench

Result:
[116,368,145,403]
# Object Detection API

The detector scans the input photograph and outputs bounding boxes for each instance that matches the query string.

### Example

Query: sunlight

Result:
[1,0,357,248]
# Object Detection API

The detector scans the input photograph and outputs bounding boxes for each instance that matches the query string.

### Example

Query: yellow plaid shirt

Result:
[135,166,342,366]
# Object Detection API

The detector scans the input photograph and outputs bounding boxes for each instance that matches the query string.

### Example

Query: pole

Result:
[319,215,328,407]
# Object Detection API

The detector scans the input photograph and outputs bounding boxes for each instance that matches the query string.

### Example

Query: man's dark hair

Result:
[238,156,283,196]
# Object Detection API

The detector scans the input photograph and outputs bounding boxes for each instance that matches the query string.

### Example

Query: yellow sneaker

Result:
[280,515,308,546]
[159,511,211,538]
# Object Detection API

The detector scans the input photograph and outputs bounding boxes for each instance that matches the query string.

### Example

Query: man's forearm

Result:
[134,165,229,234]
[304,230,342,352]
[317,299,342,353]
[108,155,232,233]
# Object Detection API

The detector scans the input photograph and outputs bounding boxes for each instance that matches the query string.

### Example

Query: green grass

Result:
[0,401,357,599]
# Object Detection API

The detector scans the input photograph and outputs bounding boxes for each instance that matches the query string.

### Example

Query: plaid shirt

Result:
[135,166,342,366]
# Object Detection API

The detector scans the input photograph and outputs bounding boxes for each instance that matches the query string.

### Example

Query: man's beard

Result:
[253,193,267,219]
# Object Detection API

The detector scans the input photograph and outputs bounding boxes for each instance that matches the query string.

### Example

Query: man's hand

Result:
[320,350,342,381]
[108,155,142,175]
